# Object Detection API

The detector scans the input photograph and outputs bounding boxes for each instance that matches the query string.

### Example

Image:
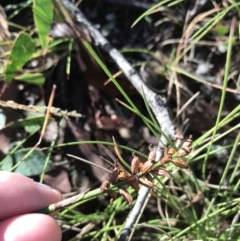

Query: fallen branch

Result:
[118,186,150,241]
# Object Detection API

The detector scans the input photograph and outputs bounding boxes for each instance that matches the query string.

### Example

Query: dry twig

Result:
[0,100,82,117]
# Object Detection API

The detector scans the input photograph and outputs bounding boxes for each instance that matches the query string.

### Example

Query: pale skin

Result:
[0,171,62,241]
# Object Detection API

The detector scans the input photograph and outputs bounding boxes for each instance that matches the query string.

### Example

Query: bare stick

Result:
[118,186,150,241]
[0,100,82,118]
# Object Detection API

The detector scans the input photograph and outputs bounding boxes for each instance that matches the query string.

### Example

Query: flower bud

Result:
[177,135,193,157]
[152,168,170,178]
[172,159,189,169]
[139,177,154,188]
[131,153,140,175]
[148,144,157,162]
[167,147,175,158]
[160,148,171,165]
[119,188,133,207]
[140,160,154,174]
[100,181,110,192]
[109,166,119,184]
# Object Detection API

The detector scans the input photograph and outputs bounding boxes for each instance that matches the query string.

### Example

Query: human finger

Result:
[0,171,62,220]
[0,213,61,241]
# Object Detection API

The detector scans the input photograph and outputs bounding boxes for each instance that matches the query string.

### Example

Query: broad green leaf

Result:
[5,116,44,133]
[15,72,45,85]
[25,116,53,134]
[33,0,53,49]
[24,101,48,133]
[25,121,42,134]
[4,32,35,83]
[215,24,228,37]
[1,148,53,176]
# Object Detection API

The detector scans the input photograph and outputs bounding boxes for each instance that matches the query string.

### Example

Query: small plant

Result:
[0,0,239,240]
[101,136,193,206]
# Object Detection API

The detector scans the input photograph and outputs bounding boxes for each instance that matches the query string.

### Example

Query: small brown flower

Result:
[100,181,110,192]
[140,160,154,174]
[119,188,133,207]
[177,148,192,157]
[118,170,130,181]
[160,148,171,165]
[148,144,157,162]
[100,181,117,203]
[109,165,120,184]
[139,177,154,188]
[131,153,140,175]
[167,147,176,158]
[126,175,139,192]
[152,167,170,178]
[177,135,193,157]
[172,159,189,169]
[183,135,193,147]
[115,161,131,181]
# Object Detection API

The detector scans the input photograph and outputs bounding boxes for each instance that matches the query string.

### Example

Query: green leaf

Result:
[5,116,45,134]
[24,101,53,133]
[24,116,53,134]
[33,0,53,49]
[215,24,228,37]
[15,72,45,85]
[131,0,181,27]
[1,148,53,176]
[4,32,35,83]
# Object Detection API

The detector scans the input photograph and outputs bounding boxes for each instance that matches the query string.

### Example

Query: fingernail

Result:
[36,182,60,194]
